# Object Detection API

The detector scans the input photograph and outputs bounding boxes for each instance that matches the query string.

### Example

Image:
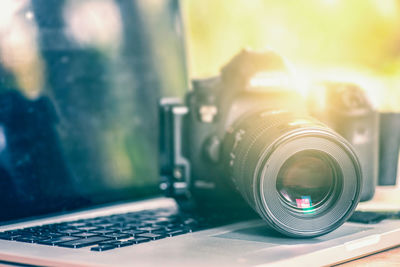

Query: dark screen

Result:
[0,0,187,222]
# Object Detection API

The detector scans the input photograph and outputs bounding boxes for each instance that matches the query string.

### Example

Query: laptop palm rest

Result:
[215,224,371,245]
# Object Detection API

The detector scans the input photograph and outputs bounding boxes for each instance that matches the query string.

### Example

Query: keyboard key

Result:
[72,232,99,238]
[109,227,132,232]
[154,219,175,225]
[23,226,41,232]
[136,233,166,240]
[93,223,116,229]
[136,227,164,233]
[90,229,118,235]
[58,236,112,248]
[4,234,23,240]
[58,229,82,235]
[0,234,11,240]
[105,233,130,240]
[124,223,148,229]
[105,240,134,247]
[107,222,125,227]
[91,244,117,251]
[67,222,87,228]
[163,224,180,230]
[38,236,82,245]
[14,236,48,243]
[46,233,63,238]
[5,229,26,234]
[96,240,119,245]
[0,233,17,240]
[140,220,160,225]
[166,226,192,232]
[76,226,100,232]
[120,229,147,236]
[86,219,107,225]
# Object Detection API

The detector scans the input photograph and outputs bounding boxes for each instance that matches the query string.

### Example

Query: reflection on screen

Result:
[0,0,187,221]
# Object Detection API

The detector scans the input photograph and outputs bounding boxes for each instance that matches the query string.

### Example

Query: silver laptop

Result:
[0,0,400,266]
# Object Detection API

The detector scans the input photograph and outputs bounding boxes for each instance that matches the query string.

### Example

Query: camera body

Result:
[160,50,305,210]
[160,50,362,237]
[308,82,379,201]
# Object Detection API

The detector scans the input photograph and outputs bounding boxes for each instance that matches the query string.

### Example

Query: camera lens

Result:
[223,111,361,238]
[276,151,335,212]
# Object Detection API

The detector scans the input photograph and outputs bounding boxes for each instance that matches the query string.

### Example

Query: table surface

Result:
[339,245,400,266]
[338,186,400,266]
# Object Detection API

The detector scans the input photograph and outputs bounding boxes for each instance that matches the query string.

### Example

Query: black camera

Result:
[308,83,400,191]
[160,50,362,238]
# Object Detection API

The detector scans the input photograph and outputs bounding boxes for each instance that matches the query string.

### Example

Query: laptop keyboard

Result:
[0,208,213,252]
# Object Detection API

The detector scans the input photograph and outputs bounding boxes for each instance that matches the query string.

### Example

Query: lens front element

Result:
[276,151,335,213]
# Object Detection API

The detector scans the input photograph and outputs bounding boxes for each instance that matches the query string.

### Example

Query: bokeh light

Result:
[182,0,400,111]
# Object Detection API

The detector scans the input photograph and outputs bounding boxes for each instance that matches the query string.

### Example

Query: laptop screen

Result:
[0,0,187,222]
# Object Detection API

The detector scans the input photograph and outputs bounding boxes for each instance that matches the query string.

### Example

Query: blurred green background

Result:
[182,0,400,111]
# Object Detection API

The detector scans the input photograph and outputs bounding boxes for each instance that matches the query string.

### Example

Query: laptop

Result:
[1,0,400,266]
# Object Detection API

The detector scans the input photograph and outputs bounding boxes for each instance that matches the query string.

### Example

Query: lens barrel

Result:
[223,111,362,238]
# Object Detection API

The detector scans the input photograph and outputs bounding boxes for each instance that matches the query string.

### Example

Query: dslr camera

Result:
[160,50,362,238]
[308,81,379,201]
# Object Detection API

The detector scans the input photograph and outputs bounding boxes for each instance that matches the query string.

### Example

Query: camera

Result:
[308,81,379,201]
[159,50,362,238]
